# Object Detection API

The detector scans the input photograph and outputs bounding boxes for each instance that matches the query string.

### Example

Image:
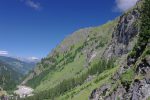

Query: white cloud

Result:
[0,51,9,55]
[28,57,39,60]
[20,0,42,10]
[115,0,138,12]
[26,0,41,10]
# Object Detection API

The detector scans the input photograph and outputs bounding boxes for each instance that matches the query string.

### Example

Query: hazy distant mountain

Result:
[0,60,22,91]
[0,56,37,75]
[15,56,40,63]
[0,56,38,91]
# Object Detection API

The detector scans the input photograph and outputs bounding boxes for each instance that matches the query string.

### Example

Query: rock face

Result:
[89,84,111,100]
[103,9,139,59]
[90,47,150,100]
[136,58,150,74]
[124,57,150,100]
[124,79,150,100]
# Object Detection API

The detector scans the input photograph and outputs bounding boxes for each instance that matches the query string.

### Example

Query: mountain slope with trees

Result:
[0,60,22,91]
[0,56,36,75]
[0,56,37,93]
[22,0,150,100]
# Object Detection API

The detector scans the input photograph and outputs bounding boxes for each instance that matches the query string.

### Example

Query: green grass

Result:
[120,68,135,85]
[35,55,85,92]
[26,18,118,95]
[56,66,119,100]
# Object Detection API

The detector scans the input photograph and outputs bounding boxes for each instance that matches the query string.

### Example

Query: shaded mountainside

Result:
[0,60,22,91]
[22,0,149,100]
[0,56,36,75]
[0,56,36,92]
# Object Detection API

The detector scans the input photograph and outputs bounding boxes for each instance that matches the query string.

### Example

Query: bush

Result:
[121,68,134,85]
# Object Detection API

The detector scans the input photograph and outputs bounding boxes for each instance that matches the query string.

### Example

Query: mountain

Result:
[89,0,150,99]
[0,56,37,75]
[0,56,37,91]
[22,19,118,87]
[22,0,150,100]
[15,56,40,64]
[0,60,22,91]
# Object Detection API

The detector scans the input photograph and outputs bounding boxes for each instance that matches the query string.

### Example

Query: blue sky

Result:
[0,0,138,59]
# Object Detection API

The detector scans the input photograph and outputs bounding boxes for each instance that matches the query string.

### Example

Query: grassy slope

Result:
[36,55,85,91]
[26,19,118,93]
[56,66,119,100]
[56,54,128,100]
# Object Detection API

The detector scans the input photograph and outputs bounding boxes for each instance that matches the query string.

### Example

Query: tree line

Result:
[21,58,115,100]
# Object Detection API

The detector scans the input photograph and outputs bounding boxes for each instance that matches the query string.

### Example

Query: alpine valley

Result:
[0,56,37,94]
[0,0,150,100]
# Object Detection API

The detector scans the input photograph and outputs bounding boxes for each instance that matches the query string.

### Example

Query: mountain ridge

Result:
[0,56,37,75]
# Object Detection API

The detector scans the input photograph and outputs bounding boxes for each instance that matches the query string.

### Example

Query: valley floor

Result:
[14,85,34,98]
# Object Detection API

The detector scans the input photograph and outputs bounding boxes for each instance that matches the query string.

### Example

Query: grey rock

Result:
[145,56,150,65]
[103,8,140,59]
[105,86,126,100]
[89,84,111,100]
[136,58,150,75]
[124,79,150,100]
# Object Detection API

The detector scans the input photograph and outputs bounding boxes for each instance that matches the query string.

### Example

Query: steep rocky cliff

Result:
[103,6,140,59]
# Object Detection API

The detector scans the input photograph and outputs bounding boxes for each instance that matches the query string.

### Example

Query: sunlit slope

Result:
[25,20,118,92]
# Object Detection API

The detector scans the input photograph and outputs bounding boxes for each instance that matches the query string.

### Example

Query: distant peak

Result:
[28,57,39,60]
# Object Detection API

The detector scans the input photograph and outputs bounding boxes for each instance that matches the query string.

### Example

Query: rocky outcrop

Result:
[124,79,150,100]
[89,84,127,100]
[136,57,150,75]
[105,86,126,100]
[90,46,150,100]
[89,84,111,100]
[103,8,140,59]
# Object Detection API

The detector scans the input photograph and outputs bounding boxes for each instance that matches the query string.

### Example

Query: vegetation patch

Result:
[120,68,135,91]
